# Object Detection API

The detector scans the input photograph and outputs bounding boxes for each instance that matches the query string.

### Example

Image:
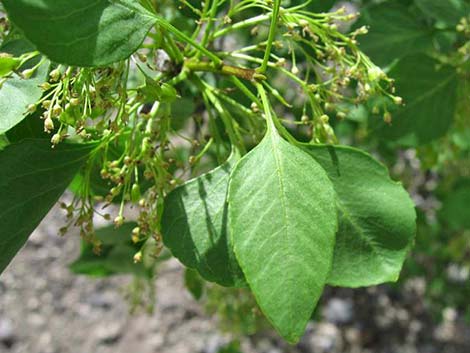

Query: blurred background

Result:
[0,192,469,353]
[1,0,470,352]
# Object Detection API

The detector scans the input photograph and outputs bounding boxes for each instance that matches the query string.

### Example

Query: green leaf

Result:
[184,268,205,300]
[416,0,469,25]
[374,54,458,146]
[6,110,50,142]
[0,139,95,273]
[303,145,416,287]
[2,0,156,67]
[0,54,20,77]
[0,135,9,150]
[228,130,337,343]
[358,3,433,66]
[0,40,49,134]
[440,180,470,230]
[161,154,246,287]
[70,222,153,278]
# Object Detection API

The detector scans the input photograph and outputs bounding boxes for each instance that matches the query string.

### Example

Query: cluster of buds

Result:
[276,5,401,132]
[59,201,102,254]
[457,16,470,37]
[0,16,9,40]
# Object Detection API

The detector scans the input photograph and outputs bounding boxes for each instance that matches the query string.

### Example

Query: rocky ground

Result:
[1,201,469,353]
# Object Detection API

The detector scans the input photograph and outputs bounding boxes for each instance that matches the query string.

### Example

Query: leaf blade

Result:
[0,139,95,273]
[358,4,433,66]
[303,145,416,287]
[3,0,156,66]
[374,54,458,146]
[228,132,337,343]
[0,39,49,134]
[161,155,246,287]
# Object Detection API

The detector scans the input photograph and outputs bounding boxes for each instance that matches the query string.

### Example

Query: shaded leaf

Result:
[0,139,95,273]
[69,222,153,278]
[6,110,50,142]
[161,154,246,287]
[358,4,433,66]
[416,0,469,25]
[440,180,470,230]
[184,268,205,300]
[303,144,416,287]
[374,54,458,146]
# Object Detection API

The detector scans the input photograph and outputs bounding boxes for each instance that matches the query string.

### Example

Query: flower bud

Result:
[336,112,346,120]
[368,67,385,82]
[114,215,124,227]
[51,133,61,145]
[27,104,37,113]
[69,97,80,106]
[42,100,52,109]
[383,112,392,125]
[131,184,141,203]
[49,68,61,81]
[133,251,143,263]
[393,96,403,105]
[44,117,54,132]
[21,68,35,79]
[39,82,51,91]
[320,115,330,124]
[52,104,63,117]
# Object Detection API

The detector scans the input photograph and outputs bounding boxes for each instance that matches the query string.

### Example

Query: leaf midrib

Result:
[269,133,290,253]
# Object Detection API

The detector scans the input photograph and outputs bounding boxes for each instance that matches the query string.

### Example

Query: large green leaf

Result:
[161,154,246,287]
[416,0,469,25]
[374,54,458,146]
[303,145,416,287]
[0,39,49,134]
[358,3,433,66]
[0,139,95,273]
[228,129,337,343]
[2,0,156,67]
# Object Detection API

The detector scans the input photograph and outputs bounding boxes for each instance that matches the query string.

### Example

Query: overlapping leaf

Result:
[0,139,95,273]
[0,39,49,134]
[303,144,416,287]
[3,0,156,66]
[161,154,246,287]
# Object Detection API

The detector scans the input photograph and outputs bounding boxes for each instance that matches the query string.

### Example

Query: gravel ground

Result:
[1,200,470,353]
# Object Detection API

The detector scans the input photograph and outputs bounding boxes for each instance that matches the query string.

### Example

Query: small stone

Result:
[0,319,15,348]
[95,322,123,344]
[323,298,354,324]
[300,323,342,353]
